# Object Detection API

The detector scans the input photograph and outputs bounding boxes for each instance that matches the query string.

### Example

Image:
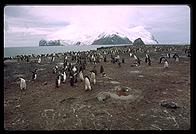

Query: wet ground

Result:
[4,50,190,130]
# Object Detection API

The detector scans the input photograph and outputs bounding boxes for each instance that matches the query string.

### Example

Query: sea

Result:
[4,44,130,57]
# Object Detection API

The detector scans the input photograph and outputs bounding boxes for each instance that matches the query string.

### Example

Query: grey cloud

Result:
[4,6,31,18]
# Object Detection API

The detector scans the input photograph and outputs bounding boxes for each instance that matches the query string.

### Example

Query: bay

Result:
[4,44,130,57]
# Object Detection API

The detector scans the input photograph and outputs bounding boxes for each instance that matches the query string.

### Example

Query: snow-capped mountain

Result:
[45,25,158,45]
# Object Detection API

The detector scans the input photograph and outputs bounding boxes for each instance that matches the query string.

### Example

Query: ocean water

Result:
[4,44,130,57]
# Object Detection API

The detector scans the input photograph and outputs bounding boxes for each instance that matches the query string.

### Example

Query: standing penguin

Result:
[20,77,26,90]
[122,58,125,63]
[159,56,166,64]
[100,65,104,74]
[38,57,41,64]
[164,60,169,68]
[118,61,121,67]
[104,56,107,62]
[145,54,149,63]
[90,71,96,85]
[70,71,74,87]
[62,71,66,83]
[32,69,37,80]
[56,74,61,88]
[72,66,78,83]
[92,65,97,75]
[173,53,179,62]
[79,70,84,81]
[84,76,91,91]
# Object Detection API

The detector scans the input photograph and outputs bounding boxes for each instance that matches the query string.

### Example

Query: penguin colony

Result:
[13,45,189,92]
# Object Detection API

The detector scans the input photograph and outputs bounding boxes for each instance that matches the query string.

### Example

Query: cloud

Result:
[4,5,190,47]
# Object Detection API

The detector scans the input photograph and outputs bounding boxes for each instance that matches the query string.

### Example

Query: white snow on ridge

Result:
[46,25,158,45]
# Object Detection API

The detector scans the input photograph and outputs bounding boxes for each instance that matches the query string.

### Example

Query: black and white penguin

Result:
[38,57,41,64]
[56,74,61,88]
[164,60,169,68]
[20,77,26,90]
[145,54,149,63]
[122,58,125,63]
[159,56,166,64]
[79,70,84,81]
[72,66,78,83]
[32,69,38,80]
[84,76,91,91]
[145,54,151,66]
[92,66,97,75]
[173,53,179,62]
[62,71,66,83]
[104,56,107,62]
[100,65,104,74]
[90,71,96,85]
[118,61,121,67]
[70,72,74,87]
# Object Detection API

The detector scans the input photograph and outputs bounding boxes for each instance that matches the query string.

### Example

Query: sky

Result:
[4,5,190,47]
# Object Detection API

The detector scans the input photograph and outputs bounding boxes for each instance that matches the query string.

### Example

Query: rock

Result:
[110,81,120,84]
[138,75,144,78]
[97,92,110,102]
[130,70,140,73]
[15,105,21,108]
[43,82,47,85]
[133,38,145,45]
[160,100,180,109]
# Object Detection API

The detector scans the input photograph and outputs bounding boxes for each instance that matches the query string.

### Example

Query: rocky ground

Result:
[4,48,190,130]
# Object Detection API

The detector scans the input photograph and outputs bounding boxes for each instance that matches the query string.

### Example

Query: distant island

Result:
[39,39,63,46]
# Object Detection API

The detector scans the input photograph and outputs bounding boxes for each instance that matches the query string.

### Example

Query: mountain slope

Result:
[45,25,158,45]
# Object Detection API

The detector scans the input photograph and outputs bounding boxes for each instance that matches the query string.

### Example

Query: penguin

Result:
[70,72,74,87]
[38,58,41,64]
[104,56,107,62]
[84,76,91,91]
[53,67,57,74]
[94,65,98,75]
[122,58,125,63]
[136,57,141,66]
[164,60,169,68]
[32,69,37,80]
[62,71,66,83]
[72,66,77,73]
[129,53,133,57]
[79,70,84,81]
[56,74,61,88]
[145,54,149,63]
[118,61,121,67]
[90,71,96,85]
[20,77,26,90]
[100,65,104,74]
[159,56,166,64]
[173,53,180,62]
[102,72,107,77]
[148,57,151,66]
[72,66,78,83]
[133,55,138,60]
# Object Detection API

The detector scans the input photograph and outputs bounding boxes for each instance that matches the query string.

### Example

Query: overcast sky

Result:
[4,5,190,47]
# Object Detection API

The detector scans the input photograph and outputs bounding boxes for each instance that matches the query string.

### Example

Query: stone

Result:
[160,100,179,109]
[97,92,110,102]
[110,81,120,84]
[43,82,47,85]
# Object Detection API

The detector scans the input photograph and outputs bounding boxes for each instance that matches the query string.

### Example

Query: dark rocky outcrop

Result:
[92,34,132,45]
[133,38,145,45]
